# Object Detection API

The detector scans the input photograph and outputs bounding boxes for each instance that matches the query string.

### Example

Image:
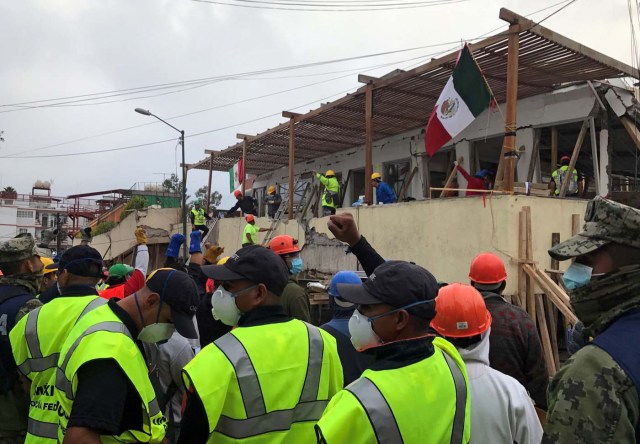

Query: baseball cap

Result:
[337,261,439,320]
[0,234,50,263]
[201,245,289,296]
[49,245,103,277]
[145,268,199,339]
[108,263,134,279]
[41,257,57,275]
[549,196,640,260]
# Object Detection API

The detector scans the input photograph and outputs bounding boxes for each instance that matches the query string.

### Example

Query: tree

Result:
[193,186,222,210]
[162,174,187,197]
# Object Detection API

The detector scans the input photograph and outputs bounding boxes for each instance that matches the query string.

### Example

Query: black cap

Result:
[201,245,289,296]
[338,261,438,320]
[49,245,103,277]
[146,269,199,339]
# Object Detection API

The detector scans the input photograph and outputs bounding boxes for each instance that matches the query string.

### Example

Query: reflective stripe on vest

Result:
[57,321,132,401]
[347,351,468,444]
[18,298,107,376]
[212,322,326,439]
[346,378,403,443]
[27,417,59,439]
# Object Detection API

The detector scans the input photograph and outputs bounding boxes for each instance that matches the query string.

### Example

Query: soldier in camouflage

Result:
[0,234,46,443]
[544,196,640,443]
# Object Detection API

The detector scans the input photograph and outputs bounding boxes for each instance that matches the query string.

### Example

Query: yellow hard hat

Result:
[325,170,335,177]
[217,256,230,265]
[41,257,57,275]
[371,172,381,180]
[267,185,276,194]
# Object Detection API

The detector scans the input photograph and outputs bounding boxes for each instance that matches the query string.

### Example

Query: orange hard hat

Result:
[468,253,507,284]
[234,190,242,198]
[245,214,255,222]
[430,283,492,338]
[269,235,300,256]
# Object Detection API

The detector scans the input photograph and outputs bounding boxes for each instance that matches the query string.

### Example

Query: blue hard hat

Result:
[329,271,362,297]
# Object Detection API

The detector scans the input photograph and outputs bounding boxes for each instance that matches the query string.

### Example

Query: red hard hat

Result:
[430,283,492,338]
[468,253,507,284]
[269,235,300,256]
[560,155,570,162]
[234,190,242,198]
[245,214,255,222]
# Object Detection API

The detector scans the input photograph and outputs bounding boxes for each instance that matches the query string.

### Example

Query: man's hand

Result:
[191,225,197,231]
[453,160,459,167]
[328,213,361,247]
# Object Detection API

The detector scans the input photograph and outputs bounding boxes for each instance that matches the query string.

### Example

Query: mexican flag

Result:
[229,159,243,192]
[424,45,492,157]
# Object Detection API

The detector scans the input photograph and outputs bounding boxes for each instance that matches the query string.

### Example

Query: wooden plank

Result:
[544,294,561,370]
[364,84,374,204]
[572,214,581,236]
[527,128,541,182]
[621,117,640,151]
[536,294,556,376]
[551,127,558,172]
[518,210,527,311]
[524,206,535,324]
[439,156,463,198]
[288,118,295,220]
[522,264,578,324]
[559,120,588,198]
[501,24,521,192]
[398,166,418,201]
[589,117,600,195]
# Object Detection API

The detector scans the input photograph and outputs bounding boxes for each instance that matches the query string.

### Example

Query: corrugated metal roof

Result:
[190,9,638,174]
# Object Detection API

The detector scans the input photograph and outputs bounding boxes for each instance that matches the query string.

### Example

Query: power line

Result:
[192,0,467,12]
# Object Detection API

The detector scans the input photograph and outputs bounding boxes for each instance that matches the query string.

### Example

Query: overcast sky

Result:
[0,0,635,209]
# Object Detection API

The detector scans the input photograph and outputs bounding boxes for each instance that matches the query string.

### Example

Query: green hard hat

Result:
[194,199,202,205]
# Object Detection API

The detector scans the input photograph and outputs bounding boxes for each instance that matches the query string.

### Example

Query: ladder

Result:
[262,179,317,246]
[200,217,219,250]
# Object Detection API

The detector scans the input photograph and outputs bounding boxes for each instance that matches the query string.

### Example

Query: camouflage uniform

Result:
[0,235,46,443]
[544,197,640,443]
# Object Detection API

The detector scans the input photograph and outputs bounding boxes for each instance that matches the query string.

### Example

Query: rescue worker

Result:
[431,283,543,444]
[320,271,374,385]
[370,172,397,204]
[190,200,212,237]
[315,170,340,216]
[264,185,282,219]
[268,235,311,322]
[543,196,640,443]
[38,257,57,294]
[242,214,267,247]
[10,245,105,443]
[454,160,493,196]
[549,155,580,197]
[0,234,46,443]
[179,245,343,443]
[54,268,199,443]
[315,260,470,443]
[468,252,548,409]
[99,228,149,300]
[227,190,258,216]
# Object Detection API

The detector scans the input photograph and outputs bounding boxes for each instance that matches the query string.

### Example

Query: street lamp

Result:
[135,108,188,259]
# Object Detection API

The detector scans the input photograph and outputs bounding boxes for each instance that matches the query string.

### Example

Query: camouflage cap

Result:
[0,234,50,263]
[549,196,640,260]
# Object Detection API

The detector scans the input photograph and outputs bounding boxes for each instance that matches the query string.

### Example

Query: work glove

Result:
[189,231,202,254]
[453,160,459,167]
[203,245,224,264]
[135,227,148,244]
[567,321,589,355]
[166,233,186,258]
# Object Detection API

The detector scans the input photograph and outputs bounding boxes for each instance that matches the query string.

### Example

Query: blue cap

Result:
[329,270,362,299]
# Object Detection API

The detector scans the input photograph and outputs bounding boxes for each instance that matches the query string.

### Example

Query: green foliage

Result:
[92,221,117,236]
[2,186,16,193]
[193,186,222,210]
[119,196,146,221]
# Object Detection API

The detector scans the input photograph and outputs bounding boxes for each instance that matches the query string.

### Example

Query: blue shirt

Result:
[376,181,397,204]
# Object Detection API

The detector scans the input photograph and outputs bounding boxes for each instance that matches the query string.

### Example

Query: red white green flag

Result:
[228,159,243,192]
[425,44,492,157]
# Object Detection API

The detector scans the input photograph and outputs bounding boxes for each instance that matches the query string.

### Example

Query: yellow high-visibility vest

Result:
[55,303,167,443]
[316,337,471,443]
[10,295,106,443]
[182,319,343,443]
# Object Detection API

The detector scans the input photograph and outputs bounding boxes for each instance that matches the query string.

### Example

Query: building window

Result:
[4,200,14,205]
[17,210,34,218]
[18,228,28,234]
